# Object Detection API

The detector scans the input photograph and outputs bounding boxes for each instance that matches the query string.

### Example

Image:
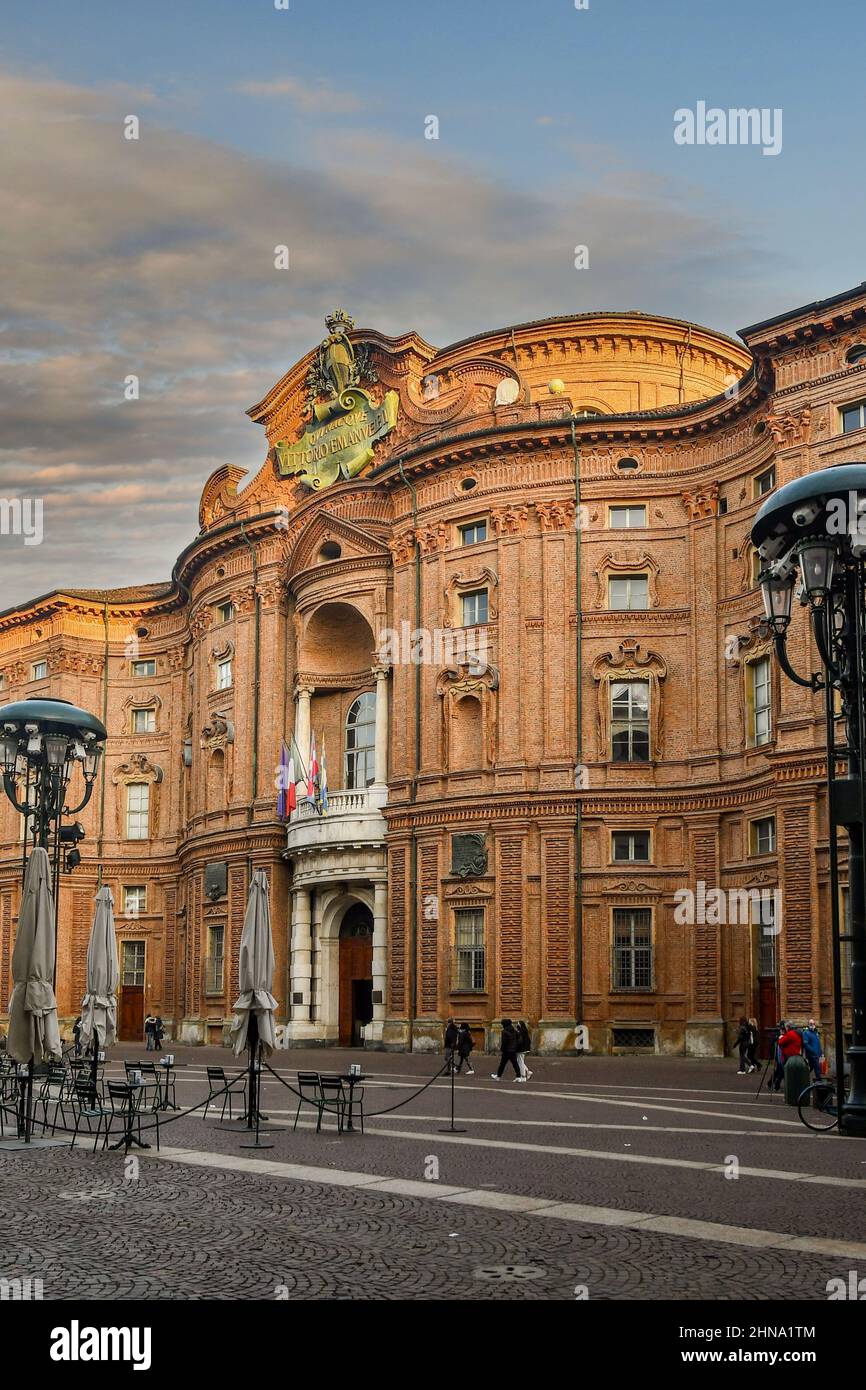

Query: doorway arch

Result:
[338,902,374,1046]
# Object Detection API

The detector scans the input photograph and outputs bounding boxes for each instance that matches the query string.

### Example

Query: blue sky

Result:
[1,0,863,599]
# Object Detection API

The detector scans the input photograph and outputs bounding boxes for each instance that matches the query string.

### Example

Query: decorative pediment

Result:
[436,662,499,769]
[288,510,391,581]
[111,753,163,838]
[443,569,498,627]
[594,552,660,609]
[198,464,247,531]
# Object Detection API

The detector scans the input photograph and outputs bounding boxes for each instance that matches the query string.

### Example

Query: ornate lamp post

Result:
[753,462,866,1136]
[0,698,107,981]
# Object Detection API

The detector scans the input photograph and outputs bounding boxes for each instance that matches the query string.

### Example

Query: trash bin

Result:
[784,1053,810,1106]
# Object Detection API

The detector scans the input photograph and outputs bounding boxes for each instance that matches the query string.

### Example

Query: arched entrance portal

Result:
[339,902,374,1046]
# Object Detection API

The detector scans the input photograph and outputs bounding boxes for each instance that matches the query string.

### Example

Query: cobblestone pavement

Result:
[2,1047,864,1301]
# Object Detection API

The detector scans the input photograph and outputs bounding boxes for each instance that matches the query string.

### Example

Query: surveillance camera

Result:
[792,501,821,527]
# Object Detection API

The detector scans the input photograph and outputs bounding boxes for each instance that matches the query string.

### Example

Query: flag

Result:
[308,731,319,802]
[286,749,297,815]
[277,741,289,821]
[320,733,329,815]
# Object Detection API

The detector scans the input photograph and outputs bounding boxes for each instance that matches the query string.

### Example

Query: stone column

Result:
[295,683,313,799]
[372,664,390,793]
[366,878,388,1047]
[286,885,315,1040]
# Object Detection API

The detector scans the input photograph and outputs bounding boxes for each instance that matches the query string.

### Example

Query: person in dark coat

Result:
[72,1015,83,1058]
[154,1015,164,1051]
[491,1019,521,1080]
[144,1014,157,1051]
[735,1016,751,1074]
[444,1017,459,1073]
[515,1019,533,1080]
[746,1017,760,1071]
[454,1022,475,1075]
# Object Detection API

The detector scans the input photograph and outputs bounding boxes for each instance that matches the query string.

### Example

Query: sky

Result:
[1,0,864,604]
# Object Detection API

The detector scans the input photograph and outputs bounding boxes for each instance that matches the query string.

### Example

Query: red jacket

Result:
[779,1028,803,1060]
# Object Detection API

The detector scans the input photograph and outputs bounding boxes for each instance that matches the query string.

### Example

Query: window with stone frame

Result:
[460,589,489,626]
[749,815,776,856]
[609,505,646,529]
[345,692,376,789]
[610,680,650,762]
[131,707,156,735]
[747,656,772,746]
[453,907,485,991]
[205,924,225,994]
[608,574,649,610]
[122,885,147,918]
[459,519,488,546]
[612,829,651,863]
[612,907,653,990]
[125,782,150,840]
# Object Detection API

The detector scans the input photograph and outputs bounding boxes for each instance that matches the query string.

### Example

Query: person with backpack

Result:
[802,1018,823,1081]
[443,1017,459,1073]
[491,1019,522,1080]
[515,1019,533,1080]
[454,1022,475,1075]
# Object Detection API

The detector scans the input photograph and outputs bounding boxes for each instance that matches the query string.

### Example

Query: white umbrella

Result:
[229,869,278,1058]
[80,885,119,1052]
[7,847,62,1064]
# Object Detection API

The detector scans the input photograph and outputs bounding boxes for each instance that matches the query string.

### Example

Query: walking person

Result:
[515,1018,533,1080]
[144,1013,157,1052]
[454,1022,475,1075]
[491,1019,522,1080]
[154,1014,164,1051]
[735,1016,751,1075]
[443,1016,459,1073]
[72,1014,82,1059]
[746,1017,760,1072]
[802,1018,823,1081]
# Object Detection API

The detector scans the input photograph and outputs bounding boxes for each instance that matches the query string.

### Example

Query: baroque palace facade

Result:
[2,285,866,1054]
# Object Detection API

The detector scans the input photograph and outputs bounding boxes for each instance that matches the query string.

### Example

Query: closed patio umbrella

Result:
[80,885,119,1054]
[7,847,62,1066]
[229,869,278,1145]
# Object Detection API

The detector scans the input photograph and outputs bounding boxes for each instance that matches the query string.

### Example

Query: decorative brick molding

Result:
[593,551,660,609]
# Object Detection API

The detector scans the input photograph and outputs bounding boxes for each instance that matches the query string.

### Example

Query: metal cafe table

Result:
[341,1071,366,1133]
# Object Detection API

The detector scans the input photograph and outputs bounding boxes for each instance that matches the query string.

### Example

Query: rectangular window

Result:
[754,466,775,498]
[31,661,47,681]
[216,601,235,624]
[217,659,232,690]
[612,908,653,990]
[454,908,485,991]
[461,590,488,626]
[612,830,650,863]
[131,659,156,678]
[753,896,777,976]
[121,940,145,987]
[608,574,648,610]
[122,885,147,918]
[750,815,776,856]
[131,707,155,735]
[610,680,650,763]
[206,924,225,994]
[459,520,487,546]
[609,505,646,529]
[749,656,772,746]
[125,782,150,840]
[841,400,866,434]
[717,496,728,516]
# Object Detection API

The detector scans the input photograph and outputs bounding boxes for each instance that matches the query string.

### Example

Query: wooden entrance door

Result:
[338,905,373,1046]
[758,976,778,1058]
[119,940,146,1042]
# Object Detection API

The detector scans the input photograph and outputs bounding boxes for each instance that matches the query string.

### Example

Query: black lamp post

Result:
[0,697,107,982]
[753,462,866,1136]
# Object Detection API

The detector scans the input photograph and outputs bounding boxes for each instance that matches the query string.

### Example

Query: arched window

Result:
[345,692,376,789]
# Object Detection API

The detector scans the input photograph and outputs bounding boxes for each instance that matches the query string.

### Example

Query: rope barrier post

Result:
[438,1053,466,1135]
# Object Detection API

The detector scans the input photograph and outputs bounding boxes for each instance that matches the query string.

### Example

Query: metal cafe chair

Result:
[69,1077,112,1152]
[203,1066,247,1122]
[37,1066,69,1135]
[293,1072,324,1131]
[316,1075,348,1134]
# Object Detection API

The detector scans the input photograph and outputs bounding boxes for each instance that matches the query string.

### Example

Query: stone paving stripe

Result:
[149,1145,866,1264]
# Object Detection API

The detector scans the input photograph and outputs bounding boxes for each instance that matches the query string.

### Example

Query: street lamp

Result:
[753,462,866,1136]
[0,698,107,956]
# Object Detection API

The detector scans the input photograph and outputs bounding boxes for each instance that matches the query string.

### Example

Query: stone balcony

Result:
[285,785,388,855]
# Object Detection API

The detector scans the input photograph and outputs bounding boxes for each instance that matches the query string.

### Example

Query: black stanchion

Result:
[438,1057,466,1134]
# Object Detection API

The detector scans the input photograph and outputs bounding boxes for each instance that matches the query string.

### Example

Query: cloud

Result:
[0,69,773,605]
[233,76,364,114]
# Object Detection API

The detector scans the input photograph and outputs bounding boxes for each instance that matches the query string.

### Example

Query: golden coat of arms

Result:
[272,310,399,490]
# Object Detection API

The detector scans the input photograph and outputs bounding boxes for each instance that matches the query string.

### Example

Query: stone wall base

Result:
[684,1019,726,1057]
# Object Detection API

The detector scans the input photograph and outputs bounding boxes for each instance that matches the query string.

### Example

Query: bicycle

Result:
[797,1078,847,1132]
